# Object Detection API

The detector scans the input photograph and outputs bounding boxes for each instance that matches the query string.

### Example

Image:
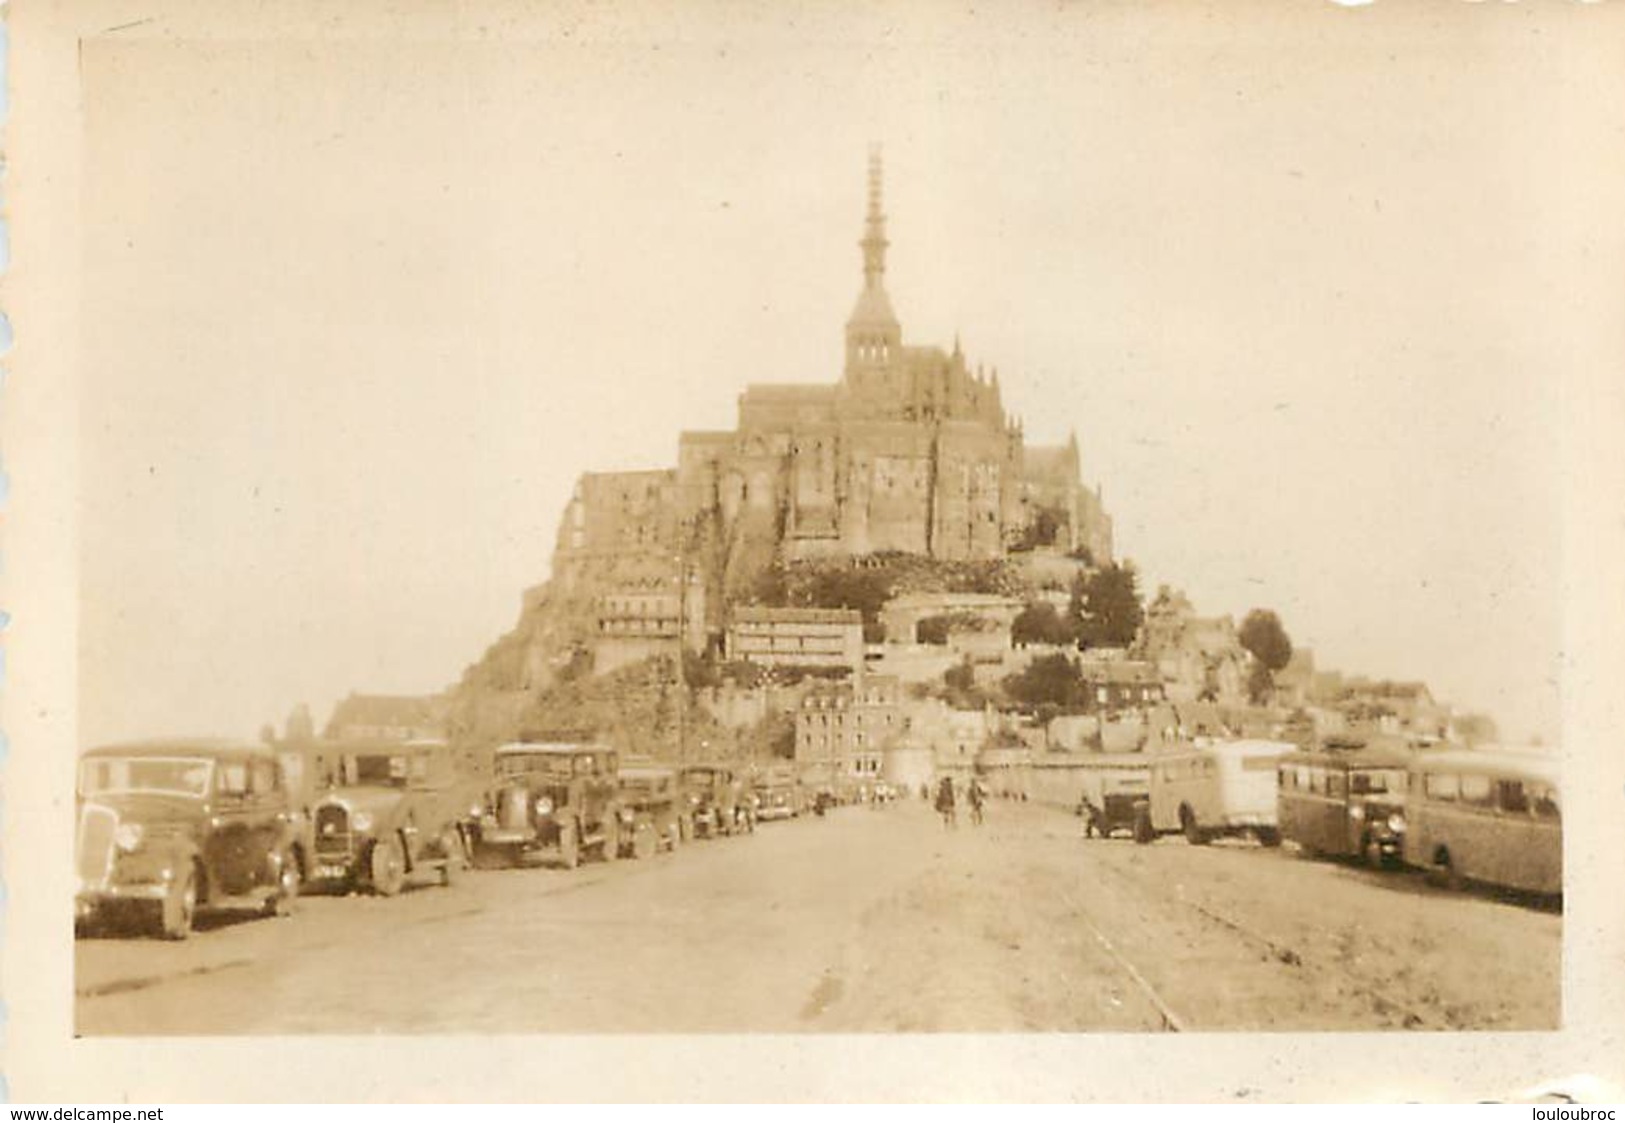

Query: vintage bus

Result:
[1403,749,1561,896]
[1276,743,1411,866]
[1136,739,1293,846]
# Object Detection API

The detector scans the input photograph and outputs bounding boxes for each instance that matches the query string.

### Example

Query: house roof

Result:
[1077,660,1161,685]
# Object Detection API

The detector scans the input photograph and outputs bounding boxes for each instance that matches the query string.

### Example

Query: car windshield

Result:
[1350,768,1407,795]
[79,756,213,799]
[498,754,575,778]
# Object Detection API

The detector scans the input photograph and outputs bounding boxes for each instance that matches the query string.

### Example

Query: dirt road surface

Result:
[75,800,1559,1034]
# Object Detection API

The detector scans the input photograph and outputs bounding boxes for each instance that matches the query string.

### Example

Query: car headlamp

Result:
[1348,804,1365,820]
[1387,812,1405,834]
[352,810,374,832]
[113,822,144,852]
[534,796,554,816]
[469,802,484,818]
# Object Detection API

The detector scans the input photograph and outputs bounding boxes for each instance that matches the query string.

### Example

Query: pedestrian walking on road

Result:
[968,778,986,827]
[934,777,957,829]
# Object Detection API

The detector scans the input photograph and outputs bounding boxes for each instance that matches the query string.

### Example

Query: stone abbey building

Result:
[552,153,1113,605]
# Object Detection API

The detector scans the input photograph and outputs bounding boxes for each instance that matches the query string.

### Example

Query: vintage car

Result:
[678,763,756,838]
[307,739,470,895]
[752,771,806,821]
[1072,755,1153,840]
[76,740,302,939]
[616,765,685,859]
[468,742,623,869]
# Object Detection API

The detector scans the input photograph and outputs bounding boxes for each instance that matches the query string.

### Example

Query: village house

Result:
[726,606,866,675]
[591,569,707,675]
[1136,586,1248,704]
[794,674,904,781]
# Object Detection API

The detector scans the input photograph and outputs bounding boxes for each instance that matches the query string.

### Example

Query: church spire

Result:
[845,146,901,376]
[861,146,889,291]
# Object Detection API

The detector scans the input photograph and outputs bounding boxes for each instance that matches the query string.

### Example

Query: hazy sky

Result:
[79,6,1591,747]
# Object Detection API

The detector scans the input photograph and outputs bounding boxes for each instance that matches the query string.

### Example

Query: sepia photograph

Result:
[6,0,1625,1104]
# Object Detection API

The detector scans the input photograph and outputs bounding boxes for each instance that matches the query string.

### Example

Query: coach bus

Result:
[1403,748,1561,897]
[1277,741,1411,867]
[1135,739,1294,847]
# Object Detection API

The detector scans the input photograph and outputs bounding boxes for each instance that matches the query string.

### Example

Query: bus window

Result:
[1326,771,1347,800]
[1497,780,1530,815]
[1307,768,1324,795]
[1278,766,1295,790]
[1460,773,1494,807]
[1424,772,1459,802]
[1531,785,1561,822]
[1295,765,1311,790]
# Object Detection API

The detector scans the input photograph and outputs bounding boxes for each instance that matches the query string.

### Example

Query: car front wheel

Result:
[267,850,300,917]
[438,830,462,887]
[558,821,580,870]
[157,863,198,940]
[370,836,408,897]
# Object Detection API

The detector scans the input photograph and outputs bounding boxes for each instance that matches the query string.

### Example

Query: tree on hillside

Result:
[746,711,797,761]
[1011,601,1077,647]
[1070,562,1145,648]
[944,658,976,695]
[1003,653,1086,712]
[1239,608,1293,704]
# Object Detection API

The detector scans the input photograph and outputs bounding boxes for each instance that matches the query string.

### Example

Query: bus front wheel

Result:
[1427,848,1463,891]
[1180,805,1210,846]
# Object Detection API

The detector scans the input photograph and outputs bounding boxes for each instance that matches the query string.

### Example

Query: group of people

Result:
[931,776,986,828]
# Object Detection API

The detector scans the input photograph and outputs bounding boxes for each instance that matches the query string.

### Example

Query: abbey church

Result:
[551,153,1114,604]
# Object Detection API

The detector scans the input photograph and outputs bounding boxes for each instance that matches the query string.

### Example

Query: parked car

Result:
[616,765,685,858]
[468,742,623,869]
[307,739,470,895]
[752,771,806,821]
[76,740,302,939]
[678,763,756,838]
[1071,756,1152,840]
